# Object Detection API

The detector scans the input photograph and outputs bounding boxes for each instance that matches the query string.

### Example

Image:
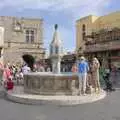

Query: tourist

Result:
[46,66,51,72]
[3,64,12,82]
[19,70,24,84]
[71,63,78,73]
[22,64,31,74]
[71,63,78,94]
[91,57,101,93]
[78,56,89,95]
[6,77,14,91]
[87,63,93,93]
[103,67,115,92]
[3,64,13,91]
[0,62,4,85]
[37,64,45,72]
[33,63,37,72]
[111,65,117,84]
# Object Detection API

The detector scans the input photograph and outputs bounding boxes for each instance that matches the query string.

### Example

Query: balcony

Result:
[84,28,120,53]
[84,41,120,53]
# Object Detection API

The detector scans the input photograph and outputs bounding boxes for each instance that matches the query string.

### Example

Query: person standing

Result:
[0,62,4,85]
[91,57,101,93]
[71,63,78,95]
[78,56,89,95]
[3,64,12,82]
[46,66,51,72]
[6,77,14,91]
[22,64,31,74]
[37,64,45,72]
[71,63,78,73]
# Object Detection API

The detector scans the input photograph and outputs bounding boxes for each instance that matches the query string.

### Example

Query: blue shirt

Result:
[78,60,89,73]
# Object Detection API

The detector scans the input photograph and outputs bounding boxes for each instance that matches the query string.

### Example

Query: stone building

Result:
[76,11,120,68]
[0,16,45,64]
[0,27,4,64]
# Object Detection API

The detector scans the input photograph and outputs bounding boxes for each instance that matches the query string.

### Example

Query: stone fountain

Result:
[24,24,78,95]
[6,24,106,105]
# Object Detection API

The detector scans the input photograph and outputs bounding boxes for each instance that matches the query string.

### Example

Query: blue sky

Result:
[0,0,120,54]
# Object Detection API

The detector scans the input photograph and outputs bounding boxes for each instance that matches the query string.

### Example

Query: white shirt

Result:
[22,66,30,74]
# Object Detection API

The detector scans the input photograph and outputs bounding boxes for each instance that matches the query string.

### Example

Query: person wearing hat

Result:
[78,56,89,95]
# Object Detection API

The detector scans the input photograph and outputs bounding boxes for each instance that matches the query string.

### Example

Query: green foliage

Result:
[22,54,35,71]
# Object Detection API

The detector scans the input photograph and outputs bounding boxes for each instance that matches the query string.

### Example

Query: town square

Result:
[0,0,120,120]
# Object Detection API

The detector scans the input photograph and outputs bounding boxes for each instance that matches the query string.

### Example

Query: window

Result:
[82,24,86,31]
[26,30,29,43]
[82,24,86,40]
[30,30,34,43]
[25,30,35,43]
[82,32,86,40]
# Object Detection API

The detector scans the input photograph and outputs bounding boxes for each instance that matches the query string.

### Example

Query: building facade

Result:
[76,11,120,68]
[0,16,45,64]
[85,28,120,69]
[0,27,4,64]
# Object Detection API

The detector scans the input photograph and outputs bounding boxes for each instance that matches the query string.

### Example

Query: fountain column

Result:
[50,24,63,73]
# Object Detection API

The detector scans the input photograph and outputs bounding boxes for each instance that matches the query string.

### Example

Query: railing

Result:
[84,41,120,52]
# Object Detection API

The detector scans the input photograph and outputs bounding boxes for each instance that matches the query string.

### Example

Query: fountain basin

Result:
[7,86,106,105]
[24,72,79,95]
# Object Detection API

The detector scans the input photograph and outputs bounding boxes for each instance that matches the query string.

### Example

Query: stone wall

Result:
[24,73,79,95]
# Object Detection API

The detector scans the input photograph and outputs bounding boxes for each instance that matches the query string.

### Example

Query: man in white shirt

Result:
[22,64,31,74]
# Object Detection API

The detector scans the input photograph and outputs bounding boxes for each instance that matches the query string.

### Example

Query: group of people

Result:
[71,56,101,95]
[0,62,52,91]
[0,63,31,91]
[0,56,115,94]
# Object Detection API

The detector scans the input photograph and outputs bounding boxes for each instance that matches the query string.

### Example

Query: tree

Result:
[22,54,35,71]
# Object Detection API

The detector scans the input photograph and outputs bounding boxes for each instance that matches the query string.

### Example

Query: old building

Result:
[85,28,120,69]
[76,11,120,68]
[0,27,4,64]
[0,16,45,64]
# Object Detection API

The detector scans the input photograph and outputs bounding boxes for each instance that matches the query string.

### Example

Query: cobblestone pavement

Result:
[0,73,119,120]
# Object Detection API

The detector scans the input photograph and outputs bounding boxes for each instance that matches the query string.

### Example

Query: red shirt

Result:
[7,80,14,90]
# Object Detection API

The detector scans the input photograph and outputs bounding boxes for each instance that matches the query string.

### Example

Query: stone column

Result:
[57,58,61,73]
[52,57,61,74]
